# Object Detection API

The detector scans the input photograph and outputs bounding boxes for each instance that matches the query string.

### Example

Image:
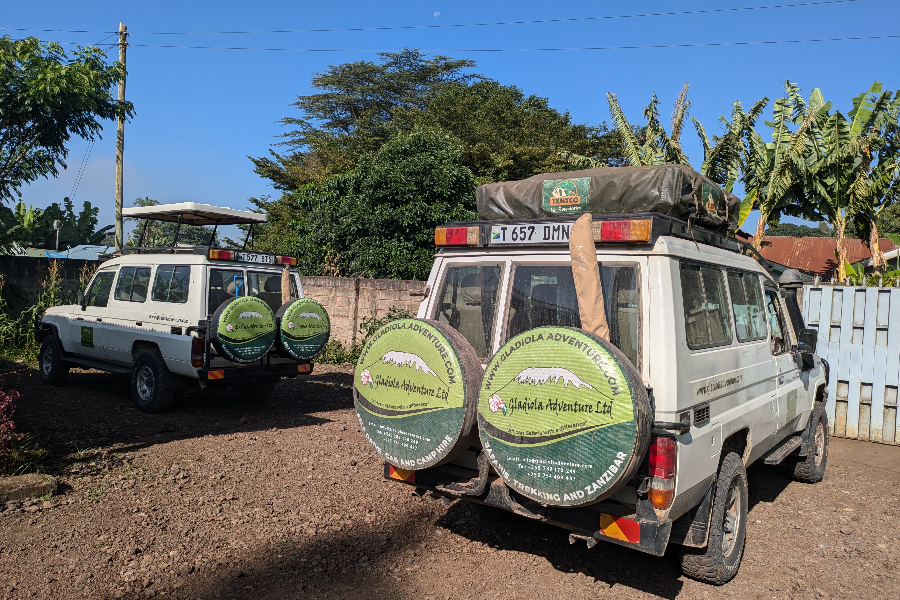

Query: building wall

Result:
[299,276,426,346]
[0,256,96,315]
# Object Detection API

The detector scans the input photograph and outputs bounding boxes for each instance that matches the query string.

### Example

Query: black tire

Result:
[789,404,828,483]
[38,334,69,385]
[680,452,749,585]
[230,377,278,402]
[131,349,176,413]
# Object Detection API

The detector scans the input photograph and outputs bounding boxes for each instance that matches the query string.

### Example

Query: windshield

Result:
[505,262,641,367]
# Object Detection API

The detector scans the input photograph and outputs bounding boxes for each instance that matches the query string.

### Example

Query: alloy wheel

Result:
[136,366,155,401]
[721,482,742,557]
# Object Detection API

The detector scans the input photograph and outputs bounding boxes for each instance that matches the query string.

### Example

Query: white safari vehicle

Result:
[354,166,828,584]
[37,203,330,413]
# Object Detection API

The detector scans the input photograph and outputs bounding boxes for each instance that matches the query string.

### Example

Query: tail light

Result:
[648,435,676,510]
[595,219,652,243]
[191,336,206,368]
[278,255,298,266]
[435,226,480,247]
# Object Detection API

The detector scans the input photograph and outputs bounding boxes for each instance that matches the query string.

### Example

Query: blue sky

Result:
[4,0,899,239]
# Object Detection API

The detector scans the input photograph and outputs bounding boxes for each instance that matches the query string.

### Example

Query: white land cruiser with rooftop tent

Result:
[353,165,829,585]
[36,203,332,413]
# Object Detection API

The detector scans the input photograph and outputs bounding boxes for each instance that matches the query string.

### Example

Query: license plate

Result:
[237,252,275,264]
[489,223,572,245]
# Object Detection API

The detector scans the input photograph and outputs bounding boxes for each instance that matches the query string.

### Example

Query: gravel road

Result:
[0,365,898,600]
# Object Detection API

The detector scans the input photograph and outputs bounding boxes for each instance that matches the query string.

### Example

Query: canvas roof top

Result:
[121,202,267,225]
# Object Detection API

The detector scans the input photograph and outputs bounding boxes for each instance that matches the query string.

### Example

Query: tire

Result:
[131,350,176,413]
[789,404,828,483]
[230,377,278,402]
[680,452,749,585]
[38,334,69,386]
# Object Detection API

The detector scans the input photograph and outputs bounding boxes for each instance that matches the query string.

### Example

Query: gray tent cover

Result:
[475,165,740,231]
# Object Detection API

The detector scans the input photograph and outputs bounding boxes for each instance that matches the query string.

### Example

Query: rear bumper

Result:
[384,457,672,556]
[199,361,312,381]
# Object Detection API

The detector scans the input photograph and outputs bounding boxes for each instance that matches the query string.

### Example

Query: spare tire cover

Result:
[210,296,277,363]
[354,319,482,470]
[275,298,330,360]
[478,327,650,507]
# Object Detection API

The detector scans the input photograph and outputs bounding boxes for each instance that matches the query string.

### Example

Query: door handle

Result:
[96,318,102,322]
[778,375,785,385]
[75,317,84,321]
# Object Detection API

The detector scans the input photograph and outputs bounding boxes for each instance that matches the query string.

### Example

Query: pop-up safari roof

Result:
[122,202,267,226]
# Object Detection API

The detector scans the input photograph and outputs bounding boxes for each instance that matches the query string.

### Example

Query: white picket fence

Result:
[802,285,900,444]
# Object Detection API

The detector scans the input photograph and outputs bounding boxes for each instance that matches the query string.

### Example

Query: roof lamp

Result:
[435,226,479,247]
[209,249,235,260]
[597,219,651,243]
[278,256,298,266]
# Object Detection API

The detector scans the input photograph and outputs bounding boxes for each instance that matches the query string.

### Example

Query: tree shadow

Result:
[0,366,354,475]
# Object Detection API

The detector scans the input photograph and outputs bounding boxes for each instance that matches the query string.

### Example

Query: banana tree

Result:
[743,82,831,249]
[605,83,692,167]
[692,98,769,229]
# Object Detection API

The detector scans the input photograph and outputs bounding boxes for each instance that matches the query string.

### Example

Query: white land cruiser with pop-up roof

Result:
[353,166,828,584]
[36,203,331,413]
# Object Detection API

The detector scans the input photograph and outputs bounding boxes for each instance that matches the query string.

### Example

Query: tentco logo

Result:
[380,351,437,376]
[238,311,268,320]
[548,180,583,207]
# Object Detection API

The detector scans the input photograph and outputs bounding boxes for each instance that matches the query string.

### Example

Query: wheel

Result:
[789,404,828,483]
[131,350,176,413]
[38,335,69,385]
[230,377,278,402]
[680,452,749,585]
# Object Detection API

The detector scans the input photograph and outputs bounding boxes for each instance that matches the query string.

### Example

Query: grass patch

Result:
[0,433,49,477]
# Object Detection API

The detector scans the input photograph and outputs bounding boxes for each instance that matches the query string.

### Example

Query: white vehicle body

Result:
[40,252,305,379]
[409,224,826,529]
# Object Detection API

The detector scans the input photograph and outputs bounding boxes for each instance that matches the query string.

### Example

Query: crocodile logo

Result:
[237,311,267,320]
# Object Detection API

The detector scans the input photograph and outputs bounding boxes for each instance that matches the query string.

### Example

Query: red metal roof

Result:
[757,236,897,276]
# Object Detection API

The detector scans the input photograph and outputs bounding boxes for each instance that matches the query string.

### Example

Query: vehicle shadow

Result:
[1,365,355,474]
[433,500,686,599]
[746,461,794,511]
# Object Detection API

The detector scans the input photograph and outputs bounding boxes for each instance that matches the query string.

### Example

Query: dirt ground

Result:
[1,364,898,600]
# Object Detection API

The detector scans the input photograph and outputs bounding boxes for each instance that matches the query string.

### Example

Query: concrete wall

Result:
[300,276,426,346]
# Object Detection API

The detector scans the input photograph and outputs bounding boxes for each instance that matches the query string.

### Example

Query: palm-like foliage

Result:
[605,83,692,167]
[795,82,900,277]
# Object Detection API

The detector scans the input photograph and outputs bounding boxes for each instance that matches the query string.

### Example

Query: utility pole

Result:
[114,22,127,252]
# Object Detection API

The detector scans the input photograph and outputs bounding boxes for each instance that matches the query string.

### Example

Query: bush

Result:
[315,306,414,365]
[0,388,18,457]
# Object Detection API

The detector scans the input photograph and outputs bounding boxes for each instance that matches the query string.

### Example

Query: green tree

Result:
[125,197,217,247]
[763,222,833,237]
[250,48,479,190]
[0,197,112,251]
[605,83,692,167]
[0,36,134,203]
[249,130,476,280]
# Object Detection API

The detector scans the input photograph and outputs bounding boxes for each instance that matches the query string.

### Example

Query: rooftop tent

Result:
[475,165,741,231]
[121,202,267,226]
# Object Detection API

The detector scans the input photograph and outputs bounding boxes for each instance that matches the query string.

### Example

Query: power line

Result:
[47,33,899,52]
[0,0,866,36]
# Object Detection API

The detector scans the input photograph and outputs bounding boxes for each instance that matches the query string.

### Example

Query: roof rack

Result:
[439,212,788,276]
[120,202,266,254]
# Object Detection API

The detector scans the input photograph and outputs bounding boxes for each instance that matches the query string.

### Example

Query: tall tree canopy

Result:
[0,36,134,203]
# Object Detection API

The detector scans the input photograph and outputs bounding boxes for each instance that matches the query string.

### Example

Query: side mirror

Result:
[798,328,818,355]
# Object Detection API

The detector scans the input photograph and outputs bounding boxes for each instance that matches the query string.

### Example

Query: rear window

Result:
[505,263,641,367]
[433,264,503,358]
[247,270,298,314]
[208,269,243,314]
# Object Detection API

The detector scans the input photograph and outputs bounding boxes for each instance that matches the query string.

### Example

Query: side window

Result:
[152,266,191,303]
[85,271,116,308]
[680,263,733,349]
[727,272,767,342]
[208,269,244,314]
[764,289,788,355]
[114,267,151,302]
[434,264,503,358]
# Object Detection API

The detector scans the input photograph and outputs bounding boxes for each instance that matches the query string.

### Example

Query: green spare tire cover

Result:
[210,296,277,364]
[354,319,482,470]
[275,298,330,360]
[478,327,650,507]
